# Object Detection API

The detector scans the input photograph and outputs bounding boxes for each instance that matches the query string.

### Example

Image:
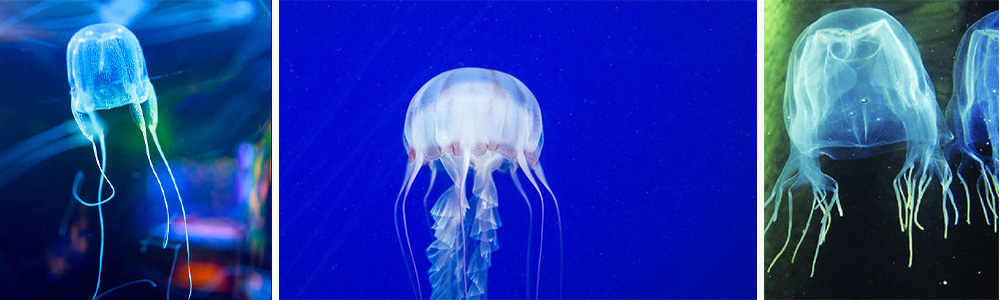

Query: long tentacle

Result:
[147,128,192,300]
[516,154,545,300]
[74,112,117,207]
[424,163,438,236]
[968,154,997,226]
[896,165,918,266]
[531,164,563,299]
[71,141,116,206]
[894,159,937,267]
[510,168,534,299]
[957,164,972,224]
[395,160,424,299]
[91,131,109,300]
[764,154,839,276]
[393,167,416,298]
[69,113,114,300]
[764,157,800,272]
[801,173,839,277]
[985,165,999,231]
[457,155,471,298]
[132,104,171,248]
[911,159,932,231]
[139,238,181,300]
[167,240,180,300]
[790,189,816,264]
[764,155,801,234]
[810,191,837,277]
[766,179,794,273]
[940,158,957,238]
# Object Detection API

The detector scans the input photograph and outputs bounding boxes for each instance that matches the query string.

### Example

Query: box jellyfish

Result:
[67,23,191,299]
[396,67,562,299]
[764,8,954,276]
[945,11,999,230]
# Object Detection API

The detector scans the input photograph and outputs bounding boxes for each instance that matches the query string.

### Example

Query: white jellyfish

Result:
[396,67,563,299]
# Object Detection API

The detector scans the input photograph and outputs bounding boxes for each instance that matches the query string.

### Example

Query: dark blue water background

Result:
[281,1,755,299]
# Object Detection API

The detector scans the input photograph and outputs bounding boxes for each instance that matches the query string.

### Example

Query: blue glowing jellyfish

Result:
[764,8,954,276]
[396,67,563,299]
[66,23,191,300]
[945,11,999,230]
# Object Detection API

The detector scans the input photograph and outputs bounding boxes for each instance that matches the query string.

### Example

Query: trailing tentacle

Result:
[893,149,954,267]
[765,153,840,276]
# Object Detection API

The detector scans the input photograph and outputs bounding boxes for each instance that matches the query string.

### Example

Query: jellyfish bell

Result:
[66,23,192,300]
[404,68,543,169]
[68,23,154,135]
[783,9,950,159]
[945,11,999,229]
[765,7,954,276]
[397,67,562,299]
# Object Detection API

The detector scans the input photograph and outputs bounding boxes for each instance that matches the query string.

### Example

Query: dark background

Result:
[281,1,755,299]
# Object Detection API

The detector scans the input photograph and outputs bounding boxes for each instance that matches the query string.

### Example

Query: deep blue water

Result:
[280,1,755,299]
